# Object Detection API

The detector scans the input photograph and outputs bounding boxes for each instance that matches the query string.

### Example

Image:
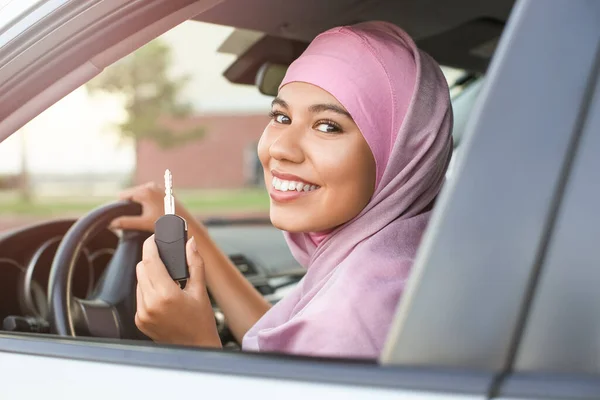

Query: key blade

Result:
[164,169,173,190]
[164,169,175,214]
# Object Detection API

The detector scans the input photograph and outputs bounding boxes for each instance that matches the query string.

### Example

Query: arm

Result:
[178,207,271,342]
[112,182,271,343]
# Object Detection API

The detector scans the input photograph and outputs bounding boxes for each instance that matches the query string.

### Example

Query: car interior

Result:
[0,0,516,349]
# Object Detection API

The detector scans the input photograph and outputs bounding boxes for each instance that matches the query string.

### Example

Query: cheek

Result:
[311,136,376,226]
[257,128,272,167]
[324,151,374,208]
[322,138,374,191]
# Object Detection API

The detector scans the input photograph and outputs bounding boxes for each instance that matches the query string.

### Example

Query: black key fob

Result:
[154,214,189,282]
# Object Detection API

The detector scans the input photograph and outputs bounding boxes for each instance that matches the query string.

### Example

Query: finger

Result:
[118,185,145,201]
[136,260,154,291]
[110,215,145,230]
[136,281,147,310]
[118,182,157,201]
[142,235,178,290]
[142,235,160,261]
[135,282,151,334]
[184,237,206,296]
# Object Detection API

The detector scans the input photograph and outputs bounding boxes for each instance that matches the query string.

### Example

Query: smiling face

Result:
[257,82,376,233]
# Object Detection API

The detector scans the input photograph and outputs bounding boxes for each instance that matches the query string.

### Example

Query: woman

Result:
[111,20,453,359]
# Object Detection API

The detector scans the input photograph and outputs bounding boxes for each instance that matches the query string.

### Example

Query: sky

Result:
[0,20,272,175]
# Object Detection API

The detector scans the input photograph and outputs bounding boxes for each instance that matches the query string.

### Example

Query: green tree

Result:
[86,38,204,179]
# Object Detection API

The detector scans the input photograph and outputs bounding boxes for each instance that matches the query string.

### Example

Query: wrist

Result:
[192,332,222,349]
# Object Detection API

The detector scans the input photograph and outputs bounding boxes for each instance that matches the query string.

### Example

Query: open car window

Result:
[0,2,503,397]
[0,20,278,231]
[0,19,471,232]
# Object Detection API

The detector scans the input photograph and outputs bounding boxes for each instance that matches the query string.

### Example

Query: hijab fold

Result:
[242,21,453,358]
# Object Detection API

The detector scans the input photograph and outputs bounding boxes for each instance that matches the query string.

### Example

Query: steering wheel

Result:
[47,200,150,339]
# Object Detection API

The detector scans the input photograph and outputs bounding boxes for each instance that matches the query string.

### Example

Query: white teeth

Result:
[272,177,319,193]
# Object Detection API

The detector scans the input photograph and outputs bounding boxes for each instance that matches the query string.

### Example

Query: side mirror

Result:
[255,63,288,96]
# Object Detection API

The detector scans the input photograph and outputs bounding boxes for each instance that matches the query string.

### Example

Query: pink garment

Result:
[307,230,332,247]
[242,21,453,358]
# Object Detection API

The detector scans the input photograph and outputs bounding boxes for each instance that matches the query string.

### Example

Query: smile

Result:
[272,177,320,192]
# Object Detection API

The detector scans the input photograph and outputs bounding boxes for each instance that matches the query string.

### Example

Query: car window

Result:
[0,20,467,233]
[0,21,276,232]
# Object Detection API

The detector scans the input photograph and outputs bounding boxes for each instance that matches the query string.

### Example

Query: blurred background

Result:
[0,20,464,231]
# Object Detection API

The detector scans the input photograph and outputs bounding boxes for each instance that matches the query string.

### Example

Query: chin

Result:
[269,205,313,233]
[269,212,304,233]
[269,204,339,233]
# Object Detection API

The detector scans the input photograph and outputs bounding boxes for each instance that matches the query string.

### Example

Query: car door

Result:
[495,59,600,400]
[493,7,600,399]
[389,1,599,399]
[0,0,597,399]
[383,0,600,369]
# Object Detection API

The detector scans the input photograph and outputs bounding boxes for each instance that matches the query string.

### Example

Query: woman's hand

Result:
[116,184,270,345]
[111,182,186,232]
[135,235,221,348]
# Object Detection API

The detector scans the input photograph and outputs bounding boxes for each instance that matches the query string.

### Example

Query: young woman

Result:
[111,20,453,359]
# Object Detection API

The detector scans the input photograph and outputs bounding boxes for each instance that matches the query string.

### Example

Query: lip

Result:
[269,170,320,203]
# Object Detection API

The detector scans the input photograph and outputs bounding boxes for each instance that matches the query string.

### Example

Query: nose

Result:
[268,125,305,164]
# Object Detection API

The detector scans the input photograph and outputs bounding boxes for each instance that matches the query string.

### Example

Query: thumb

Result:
[184,237,206,296]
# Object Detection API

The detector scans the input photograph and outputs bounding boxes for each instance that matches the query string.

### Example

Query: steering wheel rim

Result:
[47,200,149,338]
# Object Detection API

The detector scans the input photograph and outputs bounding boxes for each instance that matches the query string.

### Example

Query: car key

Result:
[154,169,189,284]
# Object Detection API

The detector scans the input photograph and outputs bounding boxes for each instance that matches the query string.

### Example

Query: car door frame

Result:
[494,6,600,399]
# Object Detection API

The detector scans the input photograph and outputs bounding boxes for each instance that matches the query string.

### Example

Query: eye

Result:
[269,111,291,125]
[314,120,342,133]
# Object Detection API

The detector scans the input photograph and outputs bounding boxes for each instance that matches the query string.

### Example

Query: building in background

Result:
[135,114,268,188]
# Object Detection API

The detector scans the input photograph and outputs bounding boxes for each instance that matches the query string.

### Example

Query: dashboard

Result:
[0,218,303,339]
[0,220,118,322]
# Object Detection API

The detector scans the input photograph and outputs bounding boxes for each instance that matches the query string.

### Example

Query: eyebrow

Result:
[271,97,353,120]
[271,97,289,109]
[308,104,353,120]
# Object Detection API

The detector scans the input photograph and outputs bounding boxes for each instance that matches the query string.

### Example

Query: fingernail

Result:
[190,237,198,253]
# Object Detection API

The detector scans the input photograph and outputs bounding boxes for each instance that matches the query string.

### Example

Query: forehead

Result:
[277,82,347,110]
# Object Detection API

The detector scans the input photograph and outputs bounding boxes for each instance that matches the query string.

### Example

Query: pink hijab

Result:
[242,21,453,358]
